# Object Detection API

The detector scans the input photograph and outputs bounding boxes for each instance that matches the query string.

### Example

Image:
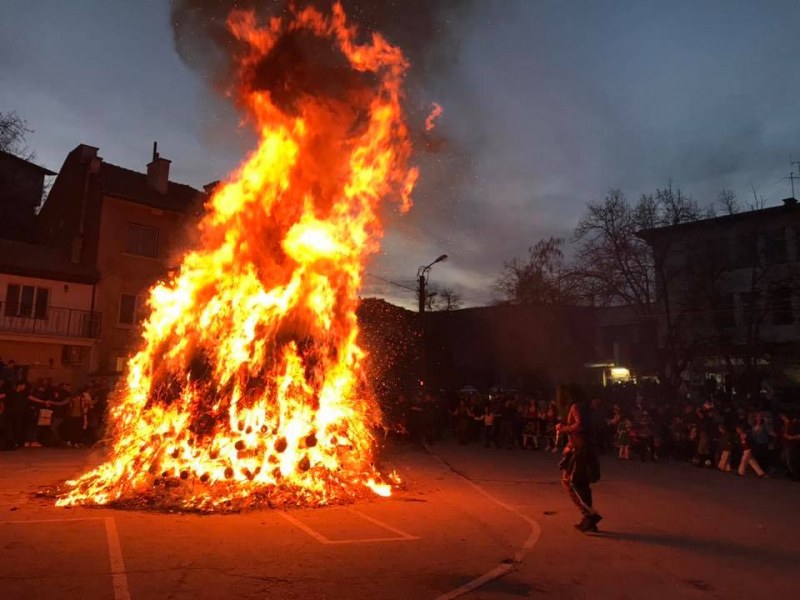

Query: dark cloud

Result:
[5,1,800,309]
[169,0,471,91]
[168,1,476,172]
[167,1,477,201]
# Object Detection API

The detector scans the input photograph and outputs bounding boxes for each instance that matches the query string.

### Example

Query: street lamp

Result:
[417,254,448,313]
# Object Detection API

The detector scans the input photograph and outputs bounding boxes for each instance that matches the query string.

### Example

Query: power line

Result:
[363,272,487,307]
[363,272,417,293]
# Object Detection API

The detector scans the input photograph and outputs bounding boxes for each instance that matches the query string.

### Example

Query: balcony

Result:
[0,303,101,339]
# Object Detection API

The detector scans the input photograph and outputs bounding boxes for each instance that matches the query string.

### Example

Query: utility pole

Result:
[418,272,426,313]
[790,158,800,198]
[416,254,448,313]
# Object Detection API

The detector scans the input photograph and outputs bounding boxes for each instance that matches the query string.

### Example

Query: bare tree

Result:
[572,186,713,383]
[494,236,574,305]
[572,190,655,312]
[426,286,463,311]
[648,181,710,225]
[716,188,740,215]
[748,183,767,211]
[0,111,35,159]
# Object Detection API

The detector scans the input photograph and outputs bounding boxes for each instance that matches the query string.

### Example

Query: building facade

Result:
[0,150,54,242]
[0,239,100,383]
[639,198,800,388]
[36,144,203,376]
[592,303,659,383]
[423,303,598,391]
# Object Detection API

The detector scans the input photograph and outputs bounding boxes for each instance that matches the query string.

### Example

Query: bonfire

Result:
[58,2,420,511]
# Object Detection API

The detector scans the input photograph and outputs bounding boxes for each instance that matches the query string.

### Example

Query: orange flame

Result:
[424,102,443,132]
[57,3,417,511]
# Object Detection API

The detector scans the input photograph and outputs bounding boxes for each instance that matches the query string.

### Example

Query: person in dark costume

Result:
[556,384,602,533]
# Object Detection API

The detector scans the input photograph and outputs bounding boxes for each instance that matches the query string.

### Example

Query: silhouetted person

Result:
[557,384,602,533]
[0,377,11,450]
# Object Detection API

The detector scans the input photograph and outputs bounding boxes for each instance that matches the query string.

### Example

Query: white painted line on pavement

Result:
[428,449,542,600]
[325,536,420,545]
[280,509,419,544]
[1,516,104,524]
[104,517,132,600]
[279,510,330,543]
[346,508,419,540]
[2,516,132,599]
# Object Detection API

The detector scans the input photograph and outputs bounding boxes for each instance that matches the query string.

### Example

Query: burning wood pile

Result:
[57,2,418,511]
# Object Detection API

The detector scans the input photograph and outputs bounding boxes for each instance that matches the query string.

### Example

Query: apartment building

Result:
[37,144,204,375]
[639,198,800,386]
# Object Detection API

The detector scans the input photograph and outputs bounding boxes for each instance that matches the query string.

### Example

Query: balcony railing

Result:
[0,303,101,339]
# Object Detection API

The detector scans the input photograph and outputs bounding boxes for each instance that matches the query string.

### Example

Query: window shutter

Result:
[18,286,34,318]
[34,288,49,319]
[140,227,158,257]
[125,224,139,254]
[4,284,20,317]
[119,294,137,325]
[125,223,159,257]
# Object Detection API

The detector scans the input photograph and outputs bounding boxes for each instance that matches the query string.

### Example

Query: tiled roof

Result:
[0,239,100,284]
[98,162,201,212]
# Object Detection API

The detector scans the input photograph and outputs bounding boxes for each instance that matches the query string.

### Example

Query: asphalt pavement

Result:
[0,441,797,599]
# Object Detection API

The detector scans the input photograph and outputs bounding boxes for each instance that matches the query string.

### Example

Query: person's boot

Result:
[574,515,598,533]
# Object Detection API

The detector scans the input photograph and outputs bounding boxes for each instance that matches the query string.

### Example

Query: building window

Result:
[125,223,159,258]
[734,232,758,269]
[762,228,787,265]
[118,294,143,326]
[61,345,84,366]
[794,225,800,262]
[4,284,49,319]
[115,356,128,372]
[703,236,728,270]
[739,291,762,324]
[770,287,794,325]
[714,294,736,329]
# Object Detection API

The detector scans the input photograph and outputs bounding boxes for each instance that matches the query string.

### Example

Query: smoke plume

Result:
[170,0,470,103]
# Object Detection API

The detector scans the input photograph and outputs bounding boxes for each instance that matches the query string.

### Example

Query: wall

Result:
[423,304,597,391]
[0,339,92,385]
[0,274,95,384]
[36,145,96,258]
[648,204,800,384]
[0,153,46,242]
[595,304,658,375]
[93,195,189,373]
[659,209,800,342]
[0,273,93,311]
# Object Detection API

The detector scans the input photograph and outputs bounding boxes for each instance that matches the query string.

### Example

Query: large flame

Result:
[58,3,417,510]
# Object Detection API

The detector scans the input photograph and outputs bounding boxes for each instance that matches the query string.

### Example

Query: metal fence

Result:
[0,302,101,339]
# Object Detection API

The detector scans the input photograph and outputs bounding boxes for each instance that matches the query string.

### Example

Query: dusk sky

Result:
[3,0,800,309]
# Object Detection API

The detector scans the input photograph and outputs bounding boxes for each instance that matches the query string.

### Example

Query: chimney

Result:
[78,144,99,164]
[782,197,798,207]
[146,141,171,195]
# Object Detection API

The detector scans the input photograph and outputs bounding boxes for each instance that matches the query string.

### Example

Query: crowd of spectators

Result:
[594,382,800,479]
[0,357,110,450]
[392,381,800,481]
[3,350,799,484]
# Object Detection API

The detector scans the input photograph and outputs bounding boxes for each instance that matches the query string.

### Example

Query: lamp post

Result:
[417,254,448,313]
